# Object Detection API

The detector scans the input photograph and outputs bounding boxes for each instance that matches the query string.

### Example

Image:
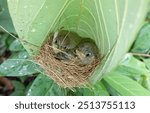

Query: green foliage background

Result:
[0,0,150,96]
[7,0,149,83]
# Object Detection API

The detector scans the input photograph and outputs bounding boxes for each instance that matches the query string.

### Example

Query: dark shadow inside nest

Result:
[34,39,100,88]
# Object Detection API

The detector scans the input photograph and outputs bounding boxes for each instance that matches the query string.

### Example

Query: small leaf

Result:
[92,81,109,96]
[143,58,150,70]
[11,51,29,59]
[0,33,8,56]
[146,9,150,21]
[0,59,40,76]
[104,71,150,96]
[140,75,150,91]
[27,74,66,96]
[102,79,121,96]
[0,4,4,15]
[0,0,15,33]
[115,54,150,91]
[10,80,25,96]
[131,23,150,53]
[9,39,25,51]
[117,54,150,78]
[45,83,66,96]
[68,81,109,96]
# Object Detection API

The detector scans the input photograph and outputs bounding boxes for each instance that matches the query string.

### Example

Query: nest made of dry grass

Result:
[34,39,100,88]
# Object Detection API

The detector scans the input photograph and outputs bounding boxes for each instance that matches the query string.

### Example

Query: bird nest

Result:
[34,39,100,88]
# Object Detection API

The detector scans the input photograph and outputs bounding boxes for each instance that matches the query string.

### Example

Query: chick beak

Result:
[76,50,86,60]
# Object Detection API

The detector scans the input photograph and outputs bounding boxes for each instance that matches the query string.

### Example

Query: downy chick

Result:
[51,30,81,60]
[76,38,99,65]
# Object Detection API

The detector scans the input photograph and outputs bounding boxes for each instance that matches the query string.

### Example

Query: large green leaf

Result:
[103,71,150,96]
[8,0,149,83]
[26,74,67,96]
[117,54,150,78]
[68,81,109,96]
[0,59,40,76]
[0,0,15,33]
[115,54,150,91]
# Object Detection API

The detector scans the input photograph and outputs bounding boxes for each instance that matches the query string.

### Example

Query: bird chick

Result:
[55,49,76,61]
[75,38,99,66]
[51,30,81,54]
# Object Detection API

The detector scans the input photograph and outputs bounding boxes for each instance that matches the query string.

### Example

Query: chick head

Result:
[76,38,99,65]
[51,30,81,54]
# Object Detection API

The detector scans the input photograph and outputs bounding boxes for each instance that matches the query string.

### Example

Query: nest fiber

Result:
[34,39,100,88]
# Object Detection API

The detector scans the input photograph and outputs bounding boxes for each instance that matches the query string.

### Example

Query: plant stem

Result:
[130,53,150,57]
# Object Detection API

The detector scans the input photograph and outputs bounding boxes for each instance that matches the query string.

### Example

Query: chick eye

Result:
[64,46,67,49]
[54,40,57,44]
[85,53,91,57]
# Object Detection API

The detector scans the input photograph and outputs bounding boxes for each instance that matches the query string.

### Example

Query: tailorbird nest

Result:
[34,39,100,88]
